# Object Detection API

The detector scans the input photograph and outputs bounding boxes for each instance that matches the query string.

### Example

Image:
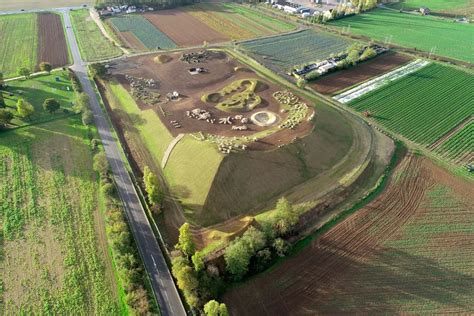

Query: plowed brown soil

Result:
[311,53,411,95]
[37,13,68,69]
[144,10,229,46]
[223,155,474,314]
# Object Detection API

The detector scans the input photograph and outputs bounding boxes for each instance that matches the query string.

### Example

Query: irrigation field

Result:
[0,117,121,314]
[241,29,351,73]
[347,63,474,145]
[70,9,122,61]
[434,120,473,165]
[109,15,177,50]
[331,9,474,63]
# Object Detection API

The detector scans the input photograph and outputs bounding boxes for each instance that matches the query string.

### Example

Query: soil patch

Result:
[311,52,412,95]
[144,10,229,46]
[37,13,68,69]
[119,31,148,51]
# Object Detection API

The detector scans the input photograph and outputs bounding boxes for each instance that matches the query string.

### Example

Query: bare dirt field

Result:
[144,10,229,46]
[118,31,147,51]
[110,49,314,148]
[311,52,412,95]
[0,0,94,10]
[223,155,474,314]
[37,13,69,69]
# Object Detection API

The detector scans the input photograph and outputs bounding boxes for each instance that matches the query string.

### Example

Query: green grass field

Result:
[109,15,177,50]
[241,30,352,72]
[435,120,473,164]
[0,13,38,78]
[1,70,76,128]
[330,9,474,63]
[70,9,122,61]
[0,116,121,314]
[0,0,94,10]
[348,63,474,145]
[389,0,472,14]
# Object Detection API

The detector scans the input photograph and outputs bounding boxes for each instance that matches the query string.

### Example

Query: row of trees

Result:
[95,0,195,9]
[308,0,377,24]
[93,151,154,314]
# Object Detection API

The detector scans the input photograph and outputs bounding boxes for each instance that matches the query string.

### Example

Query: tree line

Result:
[95,0,196,9]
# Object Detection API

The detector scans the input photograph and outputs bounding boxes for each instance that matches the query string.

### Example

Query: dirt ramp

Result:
[37,13,68,70]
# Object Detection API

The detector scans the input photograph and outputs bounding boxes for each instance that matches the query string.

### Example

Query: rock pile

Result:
[180,50,209,64]
[125,75,160,105]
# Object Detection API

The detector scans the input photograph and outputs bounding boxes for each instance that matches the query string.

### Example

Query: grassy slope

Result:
[1,70,75,127]
[348,63,474,145]
[0,13,38,78]
[330,9,474,63]
[0,116,121,314]
[69,9,122,61]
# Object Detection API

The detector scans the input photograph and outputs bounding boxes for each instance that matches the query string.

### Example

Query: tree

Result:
[39,62,52,73]
[296,77,307,88]
[18,67,31,79]
[43,98,60,113]
[191,251,204,272]
[0,92,5,108]
[82,110,94,125]
[176,223,195,257]
[360,47,377,61]
[93,152,109,176]
[0,109,13,127]
[0,72,4,89]
[143,166,162,206]
[224,237,251,279]
[89,63,107,78]
[274,197,299,237]
[241,226,266,253]
[204,300,229,316]
[16,98,35,120]
[273,238,289,257]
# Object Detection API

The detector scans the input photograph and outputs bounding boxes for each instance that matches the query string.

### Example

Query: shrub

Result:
[39,62,52,73]
[82,110,94,125]
[93,152,109,176]
[273,238,290,257]
[101,182,116,198]
[43,98,60,113]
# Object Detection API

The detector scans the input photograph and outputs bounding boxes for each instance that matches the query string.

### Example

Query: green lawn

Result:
[1,70,76,128]
[330,9,474,63]
[0,116,121,314]
[0,13,38,78]
[348,63,474,145]
[70,9,122,61]
[389,0,471,12]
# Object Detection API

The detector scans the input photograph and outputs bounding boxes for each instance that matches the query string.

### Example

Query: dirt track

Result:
[37,13,68,69]
[223,155,474,314]
[144,10,229,46]
[311,52,411,95]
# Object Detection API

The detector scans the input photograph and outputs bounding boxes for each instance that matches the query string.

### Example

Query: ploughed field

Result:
[106,3,295,52]
[240,29,352,76]
[99,48,375,252]
[0,12,69,78]
[0,117,121,314]
[223,155,474,314]
[347,63,474,148]
[330,9,474,63]
[311,52,412,95]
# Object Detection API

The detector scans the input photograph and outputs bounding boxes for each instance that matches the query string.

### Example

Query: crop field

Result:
[0,116,120,314]
[108,15,177,51]
[223,155,474,314]
[1,71,76,128]
[240,30,352,74]
[434,120,473,165]
[144,9,229,47]
[0,13,38,78]
[330,9,474,63]
[347,63,474,145]
[70,9,122,61]
[183,3,295,40]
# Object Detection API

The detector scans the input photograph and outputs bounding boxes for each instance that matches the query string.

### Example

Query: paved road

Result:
[60,9,186,316]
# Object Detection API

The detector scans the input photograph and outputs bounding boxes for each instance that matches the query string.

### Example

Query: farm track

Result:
[223,155,441,315]
[37,12,68,69]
